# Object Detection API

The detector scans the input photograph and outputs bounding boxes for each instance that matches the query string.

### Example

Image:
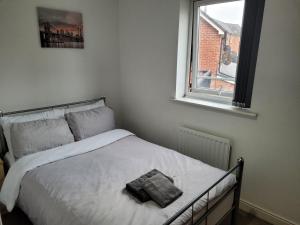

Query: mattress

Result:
[9,131,235,225]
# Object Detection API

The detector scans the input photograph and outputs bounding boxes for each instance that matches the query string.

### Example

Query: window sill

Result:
[171,97,258,119]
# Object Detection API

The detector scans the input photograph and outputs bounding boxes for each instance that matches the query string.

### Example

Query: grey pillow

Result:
[65,107,115,141]
[11,118,75,159]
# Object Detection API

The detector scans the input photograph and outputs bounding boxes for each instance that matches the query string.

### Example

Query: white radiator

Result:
[178,127,231,170]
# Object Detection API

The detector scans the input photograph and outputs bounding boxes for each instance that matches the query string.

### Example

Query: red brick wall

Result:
[197,18,239,92]
[215,80,235,91]
[228,34,240,54]
[198,18,222,77]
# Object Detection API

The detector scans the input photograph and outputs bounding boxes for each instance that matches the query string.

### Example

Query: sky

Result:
[202,0,245,25]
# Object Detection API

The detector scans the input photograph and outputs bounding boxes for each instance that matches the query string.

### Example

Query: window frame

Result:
[185,0,265,108]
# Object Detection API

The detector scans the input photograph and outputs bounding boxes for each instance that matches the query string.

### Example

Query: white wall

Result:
[0,0,299,224]
[119,0,300,224]
[0,0,121,121]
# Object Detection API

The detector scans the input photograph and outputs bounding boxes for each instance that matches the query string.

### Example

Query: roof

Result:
[200,11,241,36]
[214,20,241,36]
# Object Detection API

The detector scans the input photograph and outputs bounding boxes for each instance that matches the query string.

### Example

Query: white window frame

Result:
[185,0,244,105]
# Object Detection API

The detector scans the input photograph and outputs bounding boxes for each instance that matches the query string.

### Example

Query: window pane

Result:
[192,0,245,100]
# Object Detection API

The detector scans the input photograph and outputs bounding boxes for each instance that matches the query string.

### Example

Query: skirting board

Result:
[240,199,299,225]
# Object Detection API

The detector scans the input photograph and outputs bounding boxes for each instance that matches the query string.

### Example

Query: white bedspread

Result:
[0,129,236,225]
[0,129,133,211]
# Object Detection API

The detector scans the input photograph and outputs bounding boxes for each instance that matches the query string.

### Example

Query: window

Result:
[185,0,265,108]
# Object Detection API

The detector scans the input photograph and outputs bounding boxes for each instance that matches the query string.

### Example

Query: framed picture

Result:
[37,7,84,49]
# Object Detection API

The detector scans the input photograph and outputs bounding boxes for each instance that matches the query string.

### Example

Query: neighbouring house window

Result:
[186,0,265,108]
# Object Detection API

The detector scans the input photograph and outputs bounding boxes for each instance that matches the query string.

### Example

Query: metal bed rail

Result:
[0,97,106,117]
[163,157,244,225]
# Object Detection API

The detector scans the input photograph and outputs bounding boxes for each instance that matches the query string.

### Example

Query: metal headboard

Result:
[0,97,106,117]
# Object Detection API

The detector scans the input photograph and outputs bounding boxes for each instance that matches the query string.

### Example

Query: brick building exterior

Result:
[198,19,222,76]
[197,12,241,92]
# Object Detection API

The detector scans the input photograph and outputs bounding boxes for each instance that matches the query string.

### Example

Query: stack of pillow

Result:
[0,99,115,164]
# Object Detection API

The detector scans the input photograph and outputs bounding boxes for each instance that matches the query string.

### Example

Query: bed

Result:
[0,98,244,225]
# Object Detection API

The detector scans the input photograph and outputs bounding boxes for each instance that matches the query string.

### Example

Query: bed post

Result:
[231,157,244,225]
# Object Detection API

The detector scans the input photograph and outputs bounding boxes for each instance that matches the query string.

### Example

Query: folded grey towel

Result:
[143,173,183,208]
[126,169,174,202]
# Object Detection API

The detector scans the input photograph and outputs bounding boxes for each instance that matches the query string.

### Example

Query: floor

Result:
[235,211,272,225]
[2,208,272,225]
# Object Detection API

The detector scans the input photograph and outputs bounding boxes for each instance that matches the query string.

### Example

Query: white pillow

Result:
[0,109,64,163]
[64,100,105,114]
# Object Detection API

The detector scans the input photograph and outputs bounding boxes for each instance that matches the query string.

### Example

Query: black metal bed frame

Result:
[164,157,244,225]
[0,97,244,225]
[0,97,106,117]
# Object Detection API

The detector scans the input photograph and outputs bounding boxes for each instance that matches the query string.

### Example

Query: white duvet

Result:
[0,129,235,225]
[0,129,133,211]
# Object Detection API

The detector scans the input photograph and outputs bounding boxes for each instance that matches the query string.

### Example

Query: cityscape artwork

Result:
[37,7,84,49]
